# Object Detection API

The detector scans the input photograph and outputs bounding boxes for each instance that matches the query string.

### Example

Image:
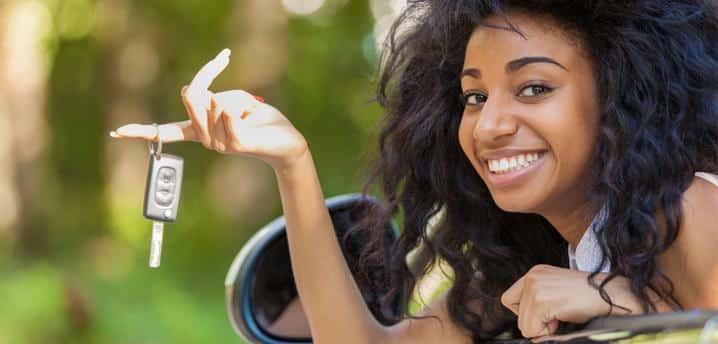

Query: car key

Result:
[143,124,183,268]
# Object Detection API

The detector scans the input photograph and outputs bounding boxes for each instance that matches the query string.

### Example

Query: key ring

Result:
[148,123,163,159]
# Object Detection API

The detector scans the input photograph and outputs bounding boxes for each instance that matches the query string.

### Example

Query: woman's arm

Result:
[276,151,474,343]
[499,175,718,339]
[274,150,387,343]
[111,50,475,344]
[500,264,676,338]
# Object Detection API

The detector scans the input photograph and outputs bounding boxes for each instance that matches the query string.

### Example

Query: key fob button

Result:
[155,167,177,203]
[155,190,174,206]
[156,181,175,192]
[158,167,176,182]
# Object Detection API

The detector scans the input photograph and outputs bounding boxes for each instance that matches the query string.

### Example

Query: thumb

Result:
[531,319,560,339]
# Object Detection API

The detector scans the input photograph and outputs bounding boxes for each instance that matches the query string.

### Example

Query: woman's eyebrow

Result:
[460,68,481,79]
[507,56,568,73]
[460,56,568,80]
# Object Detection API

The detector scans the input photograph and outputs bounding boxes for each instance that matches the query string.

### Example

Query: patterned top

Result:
[567,171,718,273]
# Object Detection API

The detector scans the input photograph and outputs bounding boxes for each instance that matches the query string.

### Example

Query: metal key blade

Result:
[149,221,164,268]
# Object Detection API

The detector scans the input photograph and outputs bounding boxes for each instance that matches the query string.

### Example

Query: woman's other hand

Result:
[500,264,642,338]
[110,49,309,172]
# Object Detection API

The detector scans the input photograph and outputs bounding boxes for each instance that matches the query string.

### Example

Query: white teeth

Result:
[499,158,509,170]
[487,152,543,174]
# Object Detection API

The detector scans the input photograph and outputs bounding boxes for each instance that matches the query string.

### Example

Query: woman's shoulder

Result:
[694,172,718,191]
[679,172,718,243]
[682,172,718,226]
[657,172,718,308]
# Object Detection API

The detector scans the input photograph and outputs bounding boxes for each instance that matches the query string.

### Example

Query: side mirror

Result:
[225,193,402,344]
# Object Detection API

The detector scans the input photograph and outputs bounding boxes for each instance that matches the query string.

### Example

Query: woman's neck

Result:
[540,200,601,248]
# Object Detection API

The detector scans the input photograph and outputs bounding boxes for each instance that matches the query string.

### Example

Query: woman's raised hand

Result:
[110,49,309,171]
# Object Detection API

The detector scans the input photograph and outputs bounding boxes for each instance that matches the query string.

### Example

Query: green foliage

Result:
[3,0,383,342]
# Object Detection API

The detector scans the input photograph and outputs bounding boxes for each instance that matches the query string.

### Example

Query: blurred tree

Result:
[0,0,54,256]
[0,0,386,342]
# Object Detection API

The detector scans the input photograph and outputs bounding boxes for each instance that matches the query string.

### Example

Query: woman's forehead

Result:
[463,13,584,71]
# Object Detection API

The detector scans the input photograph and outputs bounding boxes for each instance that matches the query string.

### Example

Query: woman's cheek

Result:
[458,115,476,164]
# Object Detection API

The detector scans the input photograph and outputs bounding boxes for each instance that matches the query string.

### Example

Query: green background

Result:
[2,1,713,343]
[0,0,391,342]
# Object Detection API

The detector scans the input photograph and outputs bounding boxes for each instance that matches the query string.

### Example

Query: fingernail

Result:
[253,95,265,103]
[219,48,231,59]
[109,131,119,138]
[115,124,132,135]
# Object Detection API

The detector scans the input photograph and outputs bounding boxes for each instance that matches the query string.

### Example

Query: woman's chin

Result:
[491,194,540,213]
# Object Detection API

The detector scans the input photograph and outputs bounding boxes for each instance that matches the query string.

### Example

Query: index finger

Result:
[188,48,231,92]
[109,121,198,143]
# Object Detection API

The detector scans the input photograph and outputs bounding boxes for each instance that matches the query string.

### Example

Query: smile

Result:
[486,151,544,175]
[482,150,547,187]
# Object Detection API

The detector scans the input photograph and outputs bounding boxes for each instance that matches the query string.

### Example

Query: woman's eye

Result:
[462,92,487,106]
[518,84,552,97]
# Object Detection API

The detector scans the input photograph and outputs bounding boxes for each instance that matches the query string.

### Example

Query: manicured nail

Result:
[115,124,134,136]
[219,48,231,59]
[109,131,119,138]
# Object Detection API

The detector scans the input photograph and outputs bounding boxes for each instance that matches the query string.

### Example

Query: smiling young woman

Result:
[111,0,718,342]
[458,13,602,225]
[352,0,718,341]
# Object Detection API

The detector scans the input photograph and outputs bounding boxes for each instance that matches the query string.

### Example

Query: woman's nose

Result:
[473,94,518,142]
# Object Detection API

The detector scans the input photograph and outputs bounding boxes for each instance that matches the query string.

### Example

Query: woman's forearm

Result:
[274,149,388,343]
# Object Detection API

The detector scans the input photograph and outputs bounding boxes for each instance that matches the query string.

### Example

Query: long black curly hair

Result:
[347,0,718,341]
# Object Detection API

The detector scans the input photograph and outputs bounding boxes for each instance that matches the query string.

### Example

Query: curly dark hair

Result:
[348,0,718,341]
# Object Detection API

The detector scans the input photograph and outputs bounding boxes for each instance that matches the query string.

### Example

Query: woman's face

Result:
[458,12,601,214]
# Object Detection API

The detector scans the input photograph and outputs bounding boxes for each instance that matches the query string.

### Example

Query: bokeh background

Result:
[0,0,423,342]
[4,1,718,343]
